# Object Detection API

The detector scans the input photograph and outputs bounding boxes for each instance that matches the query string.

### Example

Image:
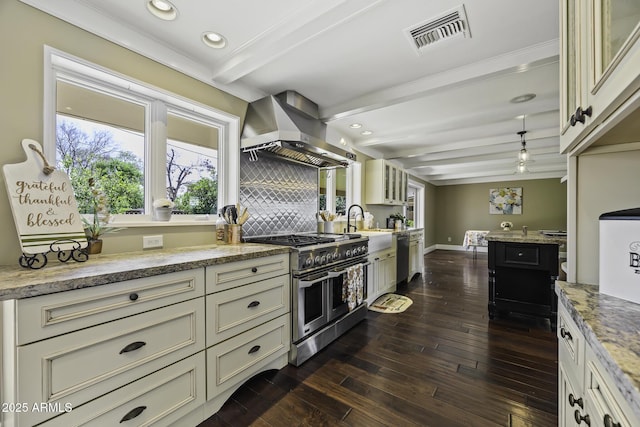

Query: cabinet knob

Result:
[129,293,139,301]
[251,267,258,273]
[120,406,147,423]
[570,113,577,126]
[603,414,621,427]
[560,327,573,341]
[574,410,590,426]
[574,106,593,125]
[568,393,583,409]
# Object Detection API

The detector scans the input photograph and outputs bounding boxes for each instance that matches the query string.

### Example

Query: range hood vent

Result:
[241,91,355,168]
[405,5,470,52]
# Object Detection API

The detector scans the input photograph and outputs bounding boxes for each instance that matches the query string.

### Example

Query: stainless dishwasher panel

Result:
[396,232,410,285]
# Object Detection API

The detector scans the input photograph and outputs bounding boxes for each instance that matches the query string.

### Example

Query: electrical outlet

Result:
[447,236,452,242]
[143,235,163,249]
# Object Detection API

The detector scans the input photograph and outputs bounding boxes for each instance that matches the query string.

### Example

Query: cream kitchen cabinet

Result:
[365,159,408,205]
[1,268,206,427]
[367,246,397,303]
[560,0,640,153]
[202,253,290,414]
[557,303,639,427]
[409,229,424,281]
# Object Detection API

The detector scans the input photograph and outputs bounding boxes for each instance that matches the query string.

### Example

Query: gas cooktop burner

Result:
[246,232,360,248]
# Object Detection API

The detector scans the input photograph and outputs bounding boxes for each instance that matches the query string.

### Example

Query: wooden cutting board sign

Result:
[2,139,87,258]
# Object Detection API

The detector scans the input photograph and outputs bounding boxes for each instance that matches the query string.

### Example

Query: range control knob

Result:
[361,245,367,254]
[314,256,321,265]
[345,249,352,258]
[320,255,327,265]
[333,252,339,261]
[305,257,313,268]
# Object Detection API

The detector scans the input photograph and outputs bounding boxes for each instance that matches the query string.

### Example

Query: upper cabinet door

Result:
[560,0,640,154]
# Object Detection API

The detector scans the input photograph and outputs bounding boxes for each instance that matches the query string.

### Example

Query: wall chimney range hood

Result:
[241,91,355,168]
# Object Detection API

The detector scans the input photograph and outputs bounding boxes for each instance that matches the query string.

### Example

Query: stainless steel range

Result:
[245,232,369,366]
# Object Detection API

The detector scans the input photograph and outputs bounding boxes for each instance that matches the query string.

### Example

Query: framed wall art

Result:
[489,187,522,215]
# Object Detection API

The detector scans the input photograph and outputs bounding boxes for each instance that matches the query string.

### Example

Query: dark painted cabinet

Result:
[488,240,559,328]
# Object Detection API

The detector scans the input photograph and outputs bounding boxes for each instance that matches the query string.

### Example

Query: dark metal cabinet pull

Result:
[574,410,590,426]
[120,405,147,423]
[119,341,146,354]
[560,328,573,341]
[604,414,621,427]
[248,345,261,354]
[247,300,260,308]
[251,267,258,273]
[129,293,139,301]
[568,393,583,409]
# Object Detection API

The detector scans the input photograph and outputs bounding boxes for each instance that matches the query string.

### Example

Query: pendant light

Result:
[515,116,530,174]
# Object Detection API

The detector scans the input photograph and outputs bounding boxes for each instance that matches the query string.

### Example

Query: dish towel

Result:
[345,264,364,311]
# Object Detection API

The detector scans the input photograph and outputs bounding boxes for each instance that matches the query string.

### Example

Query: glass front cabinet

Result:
[560,0,640,153]
[365,159,407,206]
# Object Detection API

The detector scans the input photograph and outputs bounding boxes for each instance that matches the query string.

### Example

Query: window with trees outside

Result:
[46,49,239,223]
[318,167,346,215]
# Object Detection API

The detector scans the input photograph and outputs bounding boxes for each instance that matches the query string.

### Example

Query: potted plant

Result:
[152,198,175,221]
[500,221,513,231]
[83,178,124,254]
[390,213,406,230]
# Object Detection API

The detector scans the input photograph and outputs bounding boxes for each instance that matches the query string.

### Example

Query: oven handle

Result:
[327,261,371,278]
[298,274,329,288]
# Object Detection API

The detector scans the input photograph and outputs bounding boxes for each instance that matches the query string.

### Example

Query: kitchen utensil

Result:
[238,207,249,225]
[230,205,238,224]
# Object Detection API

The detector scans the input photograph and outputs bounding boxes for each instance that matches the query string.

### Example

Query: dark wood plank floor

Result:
[198,250,558,427]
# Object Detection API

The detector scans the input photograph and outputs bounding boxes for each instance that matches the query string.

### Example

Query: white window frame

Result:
[43,46,240,225]
[407,178,424,228]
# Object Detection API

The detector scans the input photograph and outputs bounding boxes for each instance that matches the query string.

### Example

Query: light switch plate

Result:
[143,235,163,249]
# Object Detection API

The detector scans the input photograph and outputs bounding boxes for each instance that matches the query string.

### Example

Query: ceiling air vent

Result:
[405,5,470,52]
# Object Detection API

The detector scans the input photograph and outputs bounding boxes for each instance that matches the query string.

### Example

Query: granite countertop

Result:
[556,281,640,419]
[0,243,290,301]
[485,230,567,245]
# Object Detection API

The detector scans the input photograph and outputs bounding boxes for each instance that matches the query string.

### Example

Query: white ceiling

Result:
[21,0,563,185]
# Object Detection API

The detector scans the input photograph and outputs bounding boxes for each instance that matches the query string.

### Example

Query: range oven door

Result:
[326,259,369,323]
[293,272,328,342]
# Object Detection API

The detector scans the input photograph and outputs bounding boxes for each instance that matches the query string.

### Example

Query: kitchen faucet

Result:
[346,204,364,233]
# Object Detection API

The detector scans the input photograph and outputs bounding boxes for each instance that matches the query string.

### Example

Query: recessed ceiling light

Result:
[510,93,536,104]
[202,31,227,49]
[146,0,177,21]
[350,123,362,129]
[361,130,373,136]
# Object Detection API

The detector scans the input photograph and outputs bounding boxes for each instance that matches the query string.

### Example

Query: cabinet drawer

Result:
[17,298,204,427]
[492,242,558,271]
[206,254,289,294]
[206,275,290,346]
[41,352,206,427]
[504,245,539,265]
[15,268,205,345]
[206,314,290,400]
[585,345,639,427]
[557,303,584,389]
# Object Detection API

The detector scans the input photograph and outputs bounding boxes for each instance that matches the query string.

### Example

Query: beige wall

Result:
[0,0,247,265]
[576,149,640,285]
[434,178,567,245]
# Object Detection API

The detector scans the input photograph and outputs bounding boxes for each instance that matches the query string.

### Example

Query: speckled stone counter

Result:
[0,244,290,301]
[486,230,567,245]
[556,281,640,419]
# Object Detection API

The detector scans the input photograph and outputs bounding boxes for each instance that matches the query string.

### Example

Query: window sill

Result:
[109,215,216,228]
